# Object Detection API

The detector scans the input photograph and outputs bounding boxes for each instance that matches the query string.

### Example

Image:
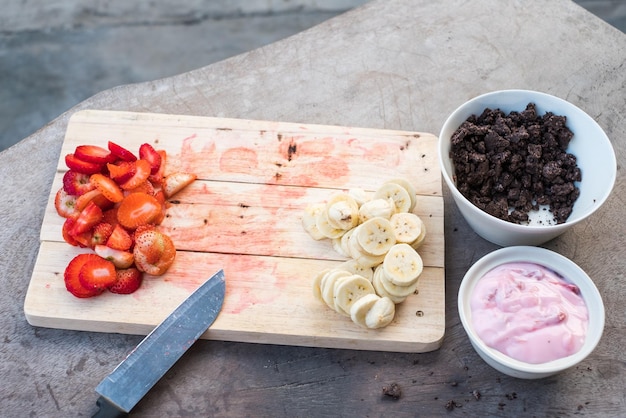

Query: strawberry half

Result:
[94,244,135,269]
[120,159,151,190]
[63,170,96,196]
[163,172,197,198]
[109,267,143,294]
[90,173,124,203]
[64,254,105,298]
[106,224,133,251]
[78,257,117,291]
[108,141,137,162]
[72,201,103,235]
[149,150,167,184]
[139,143,162,175]
[74,145,115,164]
[107,161,136,184]
[55,188,78,218]
[65,153,103,174]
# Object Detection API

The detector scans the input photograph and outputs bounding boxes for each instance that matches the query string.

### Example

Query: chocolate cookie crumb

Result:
[450,103,581,225]
[472,390,481,400]
[445,400,462,411]
[382,382,402,400]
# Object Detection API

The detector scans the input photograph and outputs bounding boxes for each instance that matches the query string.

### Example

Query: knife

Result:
[92,269,226,417]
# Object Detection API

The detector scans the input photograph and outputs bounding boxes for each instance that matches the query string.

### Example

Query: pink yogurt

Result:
[470,262,589,364]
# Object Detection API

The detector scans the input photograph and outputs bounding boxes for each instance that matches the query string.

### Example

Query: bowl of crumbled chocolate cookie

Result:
[439,90,616,246]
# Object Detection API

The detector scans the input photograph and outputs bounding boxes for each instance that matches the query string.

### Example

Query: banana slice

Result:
[379,268,420,298]
[302,203,327,240]
[383,243,423,286]
[365,296,396,329]
[347,187,369,206]
[312,268,332,302]
[326,193,359,230]
[390,212,423,244]
[386,178,417,212]
[347,231,386,268]
[349,293,381,328]
[320,269,352,309]
[372,265,407,303]
[410,221,427,249]
[332,236,350,258]
[336,259,374,282]
[374,182,412,213]
[334,274,376,316]
[356,217,396,256]
[358,198,395,223]
[315,210,346,239]
[339,228,355,258]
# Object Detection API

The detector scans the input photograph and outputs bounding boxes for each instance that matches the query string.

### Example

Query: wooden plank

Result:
[25,109,445,352]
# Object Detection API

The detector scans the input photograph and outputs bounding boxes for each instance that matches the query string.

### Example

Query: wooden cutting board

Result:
[24,110,445,353]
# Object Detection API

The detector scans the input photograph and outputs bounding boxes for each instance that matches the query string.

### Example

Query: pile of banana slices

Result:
[303,179,426,329]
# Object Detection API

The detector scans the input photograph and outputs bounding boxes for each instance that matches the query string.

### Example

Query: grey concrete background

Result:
[1,0,625,152]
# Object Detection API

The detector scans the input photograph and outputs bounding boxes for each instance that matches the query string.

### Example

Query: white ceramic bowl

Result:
[439,89,616,246]
[458,246,605,379]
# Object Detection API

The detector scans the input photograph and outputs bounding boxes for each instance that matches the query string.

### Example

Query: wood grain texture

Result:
[25,109,445,352]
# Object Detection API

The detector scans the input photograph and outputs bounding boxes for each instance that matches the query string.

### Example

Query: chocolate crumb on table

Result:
[449,103,581,224]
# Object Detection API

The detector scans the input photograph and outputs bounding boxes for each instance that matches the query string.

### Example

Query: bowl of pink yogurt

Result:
[458,246,605,379]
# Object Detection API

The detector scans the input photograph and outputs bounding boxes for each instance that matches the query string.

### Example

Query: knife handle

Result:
[93,396,129,418]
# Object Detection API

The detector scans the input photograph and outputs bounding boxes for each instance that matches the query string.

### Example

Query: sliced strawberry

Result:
[152,190,167,225]
[133,224,157,241]
[78,257,117,291]
[72,201,103,235]
[65,153,103,174]
[109,267,143,294]
[163,172,197,198]
[123,180,155,196]
[62,217,80,246]
[108,141,137,162]
[120,159,151,190]
[149,150,167,184]
[133,229,176,276]
[117,192,162,229]
[55,188,78,218]
[94,244,135,269]
[63,170,96,196]
[91,222,114,247]
[64,254,104,298]
[74,145,115,164]
[107,161,136,184]
[106,224,133,251]
[74,189,114,213]
[90,173,124,203]
[139,143,162,175]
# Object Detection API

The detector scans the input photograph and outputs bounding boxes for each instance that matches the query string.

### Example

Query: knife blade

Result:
[92,269,226,417]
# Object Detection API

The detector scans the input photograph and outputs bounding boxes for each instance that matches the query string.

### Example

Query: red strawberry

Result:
[91,222,114,247]
[64,254,104,298]
[109,268,143,294]
[74,145,115,164]
[63,170,96,196]
[108,141,137,162]
[162,172,197,198]
[107,161,136,184]
[65,153,103,174]
[119,159,152,190]
[139,143,162,175]
[149,150,167,184]
[62,217,80,246]
[106,224,133,251]
[94,244,135,269]
[55,188,78,218]
[90,173,124,203]
[72,201,103,235]
[74,189,114,213]
[102,208,119,227]
[78,257,117,291]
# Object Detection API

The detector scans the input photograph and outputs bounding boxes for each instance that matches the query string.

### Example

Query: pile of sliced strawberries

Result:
[55,141,196,298]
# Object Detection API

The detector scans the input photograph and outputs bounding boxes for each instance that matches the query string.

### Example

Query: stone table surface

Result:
[1,0,625,416]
